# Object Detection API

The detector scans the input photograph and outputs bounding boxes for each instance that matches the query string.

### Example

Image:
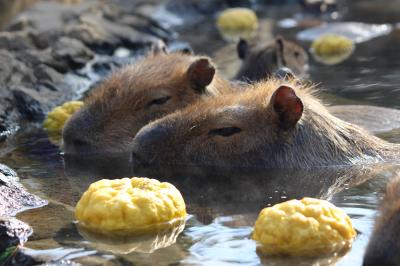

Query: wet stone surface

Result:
[0,217,32,251]
[0,168,47,217]
[0,0,171,141]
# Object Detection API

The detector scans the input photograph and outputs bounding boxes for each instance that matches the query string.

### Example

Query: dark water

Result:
[2,1,400,265]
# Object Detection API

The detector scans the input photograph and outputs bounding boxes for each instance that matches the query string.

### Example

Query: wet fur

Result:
[62,52,233,154]
[132,78,399,167]
[364,176,400,266]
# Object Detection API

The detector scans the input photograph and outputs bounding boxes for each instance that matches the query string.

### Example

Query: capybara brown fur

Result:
[131,78,399,167]
[62,51,233,154]
[363,175,400,266]
[235,37,309,81]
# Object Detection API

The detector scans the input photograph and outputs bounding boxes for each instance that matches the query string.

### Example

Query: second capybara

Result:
[363,175,400,266]
[235,36,309,81]
[62,49,234,155]
[131,78,399,167]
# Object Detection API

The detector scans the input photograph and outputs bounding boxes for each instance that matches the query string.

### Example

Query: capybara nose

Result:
[274,67,296,81]
[131,122,173,163]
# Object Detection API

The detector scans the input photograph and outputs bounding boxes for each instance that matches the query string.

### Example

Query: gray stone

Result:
[0,172,47,217]
[0,31,36,51]
[0,217,32,252]
[0,164,17,178]
[52,37,94,69]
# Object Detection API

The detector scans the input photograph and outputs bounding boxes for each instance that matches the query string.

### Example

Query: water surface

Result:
[2,1,400,265]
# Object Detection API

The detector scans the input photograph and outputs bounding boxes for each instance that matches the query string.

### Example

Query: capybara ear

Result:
[271,85,303,130]
[275,36,286,68]
[187,58,216,93]
[150,40,168,56]
[237,38,248,59]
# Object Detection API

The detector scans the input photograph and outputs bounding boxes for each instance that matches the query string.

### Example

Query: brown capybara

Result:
[363,175,400,266]
[62,50,234,155]
[235,36,309,81]
[131,78,399,167]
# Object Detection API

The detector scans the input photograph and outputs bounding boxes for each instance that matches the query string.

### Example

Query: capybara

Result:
[235,36,309,81]
[131,78,399,167]
[363,175,400,266]
[62,50,234,154]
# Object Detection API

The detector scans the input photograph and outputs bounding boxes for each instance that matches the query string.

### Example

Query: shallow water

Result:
[2,1,400,266]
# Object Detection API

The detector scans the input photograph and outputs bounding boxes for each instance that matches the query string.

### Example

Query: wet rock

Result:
[52,37,94,69]
[34,65,64,84]
[78,13,159,52]
[0,0,168,140]
[0,164,17,178]
[0,217,32,252]
[12,86,47,122]
[0,31,36,51]
[297,22,393,43]
[0,172,47,217]
[32,29,63,50]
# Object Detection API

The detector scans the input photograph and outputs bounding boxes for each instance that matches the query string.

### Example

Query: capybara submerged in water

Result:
[363,175,400,266]
[131,79,399,168]
[235,36,309,81]
[62,51,233,155]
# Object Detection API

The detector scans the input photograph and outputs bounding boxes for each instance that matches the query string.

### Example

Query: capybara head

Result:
[235,36,309,81]
[131,78,390,168]
[62,51,228,155]
[363,176,400,266]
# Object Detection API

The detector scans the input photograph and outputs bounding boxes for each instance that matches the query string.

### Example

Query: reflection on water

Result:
[2,126,400,265]
[2,0,400,265]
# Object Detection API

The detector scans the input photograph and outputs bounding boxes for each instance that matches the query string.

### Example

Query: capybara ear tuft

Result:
[187,58,216,93]
[271,85,303,130]
[237,38,248,59]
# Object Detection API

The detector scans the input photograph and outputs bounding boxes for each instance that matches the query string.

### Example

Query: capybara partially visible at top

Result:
[62,50,233,155]
[131,78,399,168]
[235,36,309,81]
[363,175,400,266]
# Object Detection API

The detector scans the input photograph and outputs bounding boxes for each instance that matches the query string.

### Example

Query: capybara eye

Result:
[208,127,242,137]
[294,51,300,58]
[146,96,171,108]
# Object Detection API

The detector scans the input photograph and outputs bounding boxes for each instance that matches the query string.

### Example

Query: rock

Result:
[51,37,94,69]
[297,22,393,43]
[0,31,36,51]
[77,13,159,52]
[0,171,47,217]
[34,65,64,84]
[32,29,63,50]
[0,217,32,252]
[12,86,47,122]
[0,164,17,178]
[0,0,169,141]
